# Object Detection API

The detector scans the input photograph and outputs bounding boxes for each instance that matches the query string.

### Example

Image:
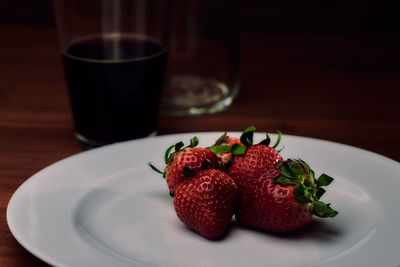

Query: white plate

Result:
[7,132,400,267]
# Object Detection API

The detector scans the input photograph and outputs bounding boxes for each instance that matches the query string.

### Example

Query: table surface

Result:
[1,23,399,265]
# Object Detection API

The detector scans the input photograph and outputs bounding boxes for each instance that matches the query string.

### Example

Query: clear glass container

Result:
[161,0,240,116]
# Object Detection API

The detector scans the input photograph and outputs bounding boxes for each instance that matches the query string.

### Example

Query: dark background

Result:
[0,0,399,157]
[2,0,399,71]
[1,0,398,34]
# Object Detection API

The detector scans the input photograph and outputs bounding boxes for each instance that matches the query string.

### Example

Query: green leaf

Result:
[243,126,256,133]
[240,126,255,147]
[189,136,199,148]
[288,159,305,176]
[214,132,229,145]
[272,131,282,149]
[316,187,326,199]
[201,159,211,170]
[164,144,176,164]
[210,145,231,154]
[148,162,164,175]
[311,200,338,218]
[259,133,271,146]
[231,144,247,155]
[273,175,297,185]
[174,141,184,153]
[278,161,293,178]
[294,184,307,203]
[317,174,334,186]
[183,166,196,178]
[297,159,311,174]
[309,168,315,179]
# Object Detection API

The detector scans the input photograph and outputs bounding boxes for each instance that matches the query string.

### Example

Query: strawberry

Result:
[174,169,238,239]
[210,132,243,168]
[236,159,338,233]
[149,137,219,195]
[225,126,284,192]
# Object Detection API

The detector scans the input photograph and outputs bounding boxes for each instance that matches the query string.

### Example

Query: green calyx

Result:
[210,126,284,157]
[273,159,338,218]
[148,136,199,178]
[210,145,231,154]
[214,132,229,146]
[164,136,199,164]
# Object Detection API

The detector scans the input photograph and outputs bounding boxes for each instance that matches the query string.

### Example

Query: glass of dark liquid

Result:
[53,0,170,147]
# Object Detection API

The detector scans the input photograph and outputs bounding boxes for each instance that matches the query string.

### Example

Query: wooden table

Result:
[1,24,399,265]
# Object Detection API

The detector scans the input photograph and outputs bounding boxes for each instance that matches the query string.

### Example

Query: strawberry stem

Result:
[148,162,164,175]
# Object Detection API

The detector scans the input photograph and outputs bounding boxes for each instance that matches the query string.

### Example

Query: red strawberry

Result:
[227,144,283,191]
[165,147,218,194]
[210,132,243,168]
[226,127,283,192]
[236,159,338,233]
[174,169,238,239]
[149,137,219,195]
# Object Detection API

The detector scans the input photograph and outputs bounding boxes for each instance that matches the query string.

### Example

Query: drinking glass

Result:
[160,0,240,116]
[54,0,171,147]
